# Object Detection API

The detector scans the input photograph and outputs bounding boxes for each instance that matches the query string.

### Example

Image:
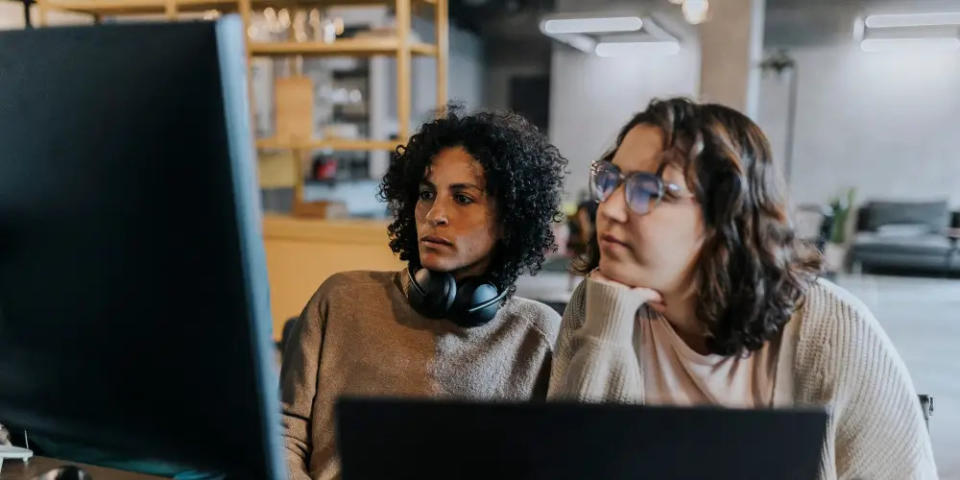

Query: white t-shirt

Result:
[639,312,782,408]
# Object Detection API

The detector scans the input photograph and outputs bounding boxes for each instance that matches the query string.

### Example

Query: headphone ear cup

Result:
[451,279,502,327]
[408,268,457,319]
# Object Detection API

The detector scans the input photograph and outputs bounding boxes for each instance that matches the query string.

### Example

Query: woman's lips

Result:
[599,233,628,249]
[421,235,453,248]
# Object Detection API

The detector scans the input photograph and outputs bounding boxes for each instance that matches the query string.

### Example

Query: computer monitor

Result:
[338,399,828,480]
[0,19,284,479]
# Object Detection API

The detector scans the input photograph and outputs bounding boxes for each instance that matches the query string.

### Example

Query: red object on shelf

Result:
[313,157,337,180]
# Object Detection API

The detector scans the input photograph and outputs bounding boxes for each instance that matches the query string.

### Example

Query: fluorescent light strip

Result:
[595,41,680,57]
[860,37,960,52]
[542,16,643,34]
[865,12,960,28]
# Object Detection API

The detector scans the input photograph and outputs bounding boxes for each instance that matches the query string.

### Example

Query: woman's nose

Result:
[425,201,449,226]
[598,185,628,223]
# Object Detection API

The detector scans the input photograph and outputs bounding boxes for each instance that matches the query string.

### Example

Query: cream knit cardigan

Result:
[548,278,938,480]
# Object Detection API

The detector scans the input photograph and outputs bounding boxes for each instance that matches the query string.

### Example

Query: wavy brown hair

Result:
[576,98,822,356]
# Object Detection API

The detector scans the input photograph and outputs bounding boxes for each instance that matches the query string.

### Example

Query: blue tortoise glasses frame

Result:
[589,161,685,216]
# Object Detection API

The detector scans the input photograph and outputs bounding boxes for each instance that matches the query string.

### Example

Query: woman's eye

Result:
[454,194,474,205]
[418,191,435,201]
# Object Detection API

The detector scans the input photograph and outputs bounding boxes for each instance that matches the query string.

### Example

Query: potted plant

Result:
[823,187,856,274]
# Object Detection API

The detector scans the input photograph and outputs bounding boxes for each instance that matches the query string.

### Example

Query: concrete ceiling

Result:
[457,0,960,48]
[766,0,960,47]
[452,0,693,48]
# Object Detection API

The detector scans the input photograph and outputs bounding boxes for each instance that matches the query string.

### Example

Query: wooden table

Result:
[0,456,166,480]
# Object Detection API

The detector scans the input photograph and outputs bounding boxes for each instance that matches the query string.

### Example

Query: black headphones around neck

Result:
[405,267,508,328]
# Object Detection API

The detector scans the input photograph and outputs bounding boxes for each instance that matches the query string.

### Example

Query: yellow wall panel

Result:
[263,215,403,339]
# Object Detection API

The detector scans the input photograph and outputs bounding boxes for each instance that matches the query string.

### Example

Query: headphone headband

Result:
[406,268,425,295]
[466,287,508,313]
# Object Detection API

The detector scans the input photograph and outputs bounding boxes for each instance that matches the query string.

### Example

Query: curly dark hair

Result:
[378,106,568,297]
[575,98,822,356]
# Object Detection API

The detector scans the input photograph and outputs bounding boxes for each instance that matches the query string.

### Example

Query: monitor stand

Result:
[0,444,33,475]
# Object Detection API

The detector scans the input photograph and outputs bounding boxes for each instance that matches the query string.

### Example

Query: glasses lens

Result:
[590,162,621,202]
[625,173,662,215]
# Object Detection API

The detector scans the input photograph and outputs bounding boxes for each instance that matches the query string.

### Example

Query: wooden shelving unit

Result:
[37,0,447,140]
[38,0,436,17]
[256,137,400,151]
[36,0,449,210]
[38,0,235,17]
[248,38,439,57]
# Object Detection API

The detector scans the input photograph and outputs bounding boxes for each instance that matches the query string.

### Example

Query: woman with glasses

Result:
[548,98,936,479]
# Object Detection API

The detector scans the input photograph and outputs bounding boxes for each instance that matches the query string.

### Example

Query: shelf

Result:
[42,0,435,15]
[410,42,439,55]
[259,0,435,5]
[256,138,401,151]
[250,38,437,57]
[43,0,236,15]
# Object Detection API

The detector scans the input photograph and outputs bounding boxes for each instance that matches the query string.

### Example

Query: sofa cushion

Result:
[859,200,949,233]
[875,223,936,237]
[852,232,952,256]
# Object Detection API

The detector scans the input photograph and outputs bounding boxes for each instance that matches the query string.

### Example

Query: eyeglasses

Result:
[589,161,684,216]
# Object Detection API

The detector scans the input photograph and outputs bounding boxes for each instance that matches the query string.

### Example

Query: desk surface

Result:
[1,456,167,480]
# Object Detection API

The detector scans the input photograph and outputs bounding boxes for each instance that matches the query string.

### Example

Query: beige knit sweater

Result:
[548,277,938,480]
[280,270,561,480]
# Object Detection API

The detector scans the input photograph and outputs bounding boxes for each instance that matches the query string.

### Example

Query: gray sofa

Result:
[849,200,960,275]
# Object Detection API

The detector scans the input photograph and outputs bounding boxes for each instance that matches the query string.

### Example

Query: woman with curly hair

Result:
[280,108,567,480]
[548,98,937,479]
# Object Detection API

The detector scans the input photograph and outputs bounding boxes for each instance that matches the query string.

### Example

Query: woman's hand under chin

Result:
[590,268,667,314]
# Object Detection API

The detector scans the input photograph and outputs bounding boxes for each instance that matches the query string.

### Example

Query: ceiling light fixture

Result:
[865,12,960,28]
[682,0,710,25]
[541,16,643,35]
[540,14,679,56]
